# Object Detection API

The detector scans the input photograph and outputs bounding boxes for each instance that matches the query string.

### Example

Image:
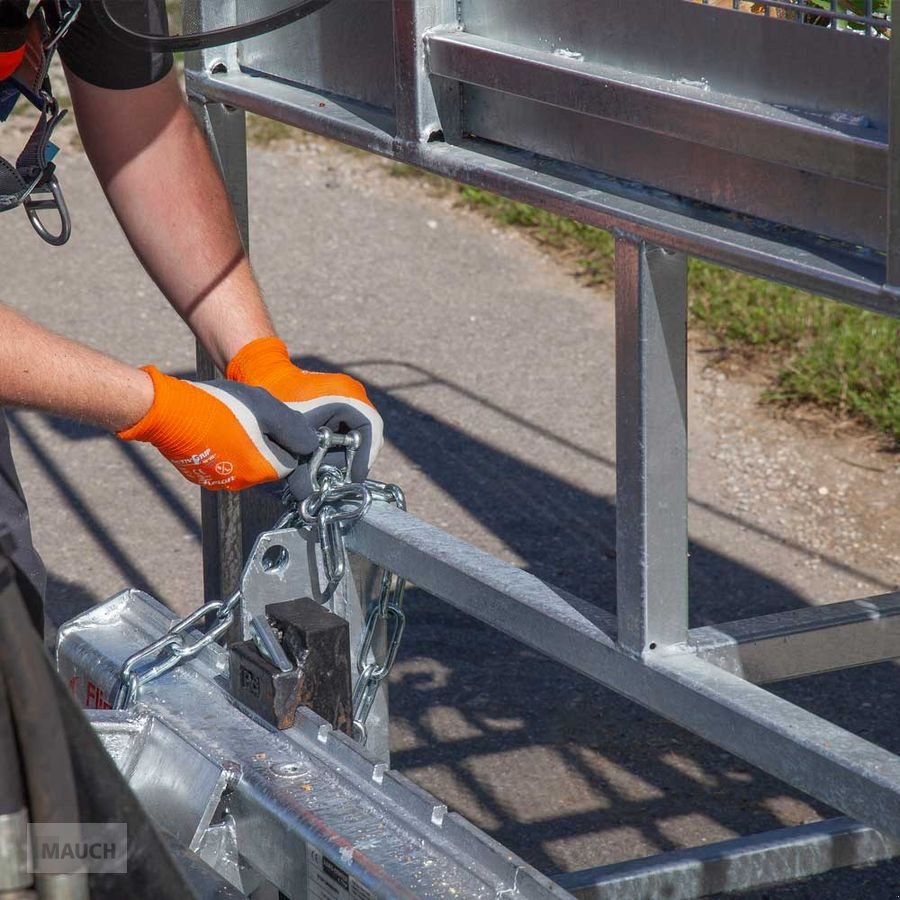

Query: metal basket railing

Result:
[691,0,890,36]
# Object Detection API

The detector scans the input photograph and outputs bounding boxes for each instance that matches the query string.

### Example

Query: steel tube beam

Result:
[347,504,900,840]
[554,817,900,900]
[189,104,249,607]
[615,241,688,655]
[185,71,896,318]
[185,65,248,606]
[690,591,900,683]
[184,1,252,607]
[185,5,286,603]
[425,31,886,188]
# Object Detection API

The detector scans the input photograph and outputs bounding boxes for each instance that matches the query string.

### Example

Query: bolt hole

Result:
[209,60,228,75]
[262,545,289,573]
[648,642,657,650]
[271,762,305,778]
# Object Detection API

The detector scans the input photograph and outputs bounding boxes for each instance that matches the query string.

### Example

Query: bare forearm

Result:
[0,304,152,431]
[67,70,275,370]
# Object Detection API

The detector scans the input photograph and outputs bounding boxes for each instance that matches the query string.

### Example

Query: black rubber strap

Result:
[99,0,334,53]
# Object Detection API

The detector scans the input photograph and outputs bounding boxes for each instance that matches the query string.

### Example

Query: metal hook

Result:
[24,174,71,245]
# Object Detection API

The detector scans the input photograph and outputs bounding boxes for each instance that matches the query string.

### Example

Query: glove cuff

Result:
[117,366,183,444]
[226,336,292,386]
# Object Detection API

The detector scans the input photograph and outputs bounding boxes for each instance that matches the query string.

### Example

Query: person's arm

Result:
[0,303,152,431]
[0,303,319,493]
[66,68,273,372]
[67,68,385,481]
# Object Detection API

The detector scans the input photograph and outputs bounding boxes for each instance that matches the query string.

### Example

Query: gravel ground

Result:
[3,115,900,897]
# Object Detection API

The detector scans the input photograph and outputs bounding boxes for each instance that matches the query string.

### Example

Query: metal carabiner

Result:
[24,174,71,245]
[308,428,361,492]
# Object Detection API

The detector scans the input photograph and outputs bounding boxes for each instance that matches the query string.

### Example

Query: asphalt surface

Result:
[4,137,900,898]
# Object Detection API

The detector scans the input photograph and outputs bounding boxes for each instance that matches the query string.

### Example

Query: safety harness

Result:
[0,0,80,245]
[0,0,331,247]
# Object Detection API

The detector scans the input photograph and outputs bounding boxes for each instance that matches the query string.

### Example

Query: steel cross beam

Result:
[690,591,900,683]
[185,66,896,318]
[555,817,900,899]
[346,503,900,843]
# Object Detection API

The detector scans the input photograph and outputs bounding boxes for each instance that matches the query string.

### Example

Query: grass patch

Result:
[246,114,307,146]
[452,183,900,444]
[769,307,900,437]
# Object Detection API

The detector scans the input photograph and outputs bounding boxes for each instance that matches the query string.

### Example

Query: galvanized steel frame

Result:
[57,591,572,899]
[179,1,900,896]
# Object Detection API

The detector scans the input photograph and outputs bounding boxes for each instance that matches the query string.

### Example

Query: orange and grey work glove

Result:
[118,366,320,493]
[227,337,384,496]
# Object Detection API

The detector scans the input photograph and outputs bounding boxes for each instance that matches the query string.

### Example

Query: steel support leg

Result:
[183,1,252,605]
[188,98,251,606]
[615,239,689,656]
[189,98,289,593]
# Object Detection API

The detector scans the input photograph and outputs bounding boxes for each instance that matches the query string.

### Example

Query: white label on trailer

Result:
[307,844,375,900]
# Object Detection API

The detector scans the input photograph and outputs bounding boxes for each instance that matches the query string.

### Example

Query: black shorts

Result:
[51,1,174,90]
[0,412,45,633]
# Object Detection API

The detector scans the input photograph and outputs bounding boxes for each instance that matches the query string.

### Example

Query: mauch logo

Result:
[28,824,127,874]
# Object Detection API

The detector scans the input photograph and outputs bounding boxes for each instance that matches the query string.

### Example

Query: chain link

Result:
[113,590,240,709]
[281,437,409,742]
[112,427,408,742]
[350,481,407,743]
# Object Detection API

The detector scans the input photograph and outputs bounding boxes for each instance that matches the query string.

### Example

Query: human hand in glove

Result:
[117,365,320,493]
[226,337,384,493]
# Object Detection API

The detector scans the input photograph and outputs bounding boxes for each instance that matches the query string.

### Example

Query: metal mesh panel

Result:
[689,0,890,36]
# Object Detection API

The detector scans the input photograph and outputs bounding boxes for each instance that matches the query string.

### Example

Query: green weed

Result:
[454,186,900,443]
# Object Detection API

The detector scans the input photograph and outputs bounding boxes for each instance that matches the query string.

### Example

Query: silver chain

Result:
[350,482,407,743]
[113,590,241,709]
[113,428,409,740]
[280,432,409,742]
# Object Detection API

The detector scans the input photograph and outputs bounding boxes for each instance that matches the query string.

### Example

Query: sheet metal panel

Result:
[459,0,887,122]
[237,0,396,112]
[462,88,885,250]
[426,31,886,188]
[58,593,572,899]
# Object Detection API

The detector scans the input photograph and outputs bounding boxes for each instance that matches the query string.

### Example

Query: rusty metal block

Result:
[228,598,351,732]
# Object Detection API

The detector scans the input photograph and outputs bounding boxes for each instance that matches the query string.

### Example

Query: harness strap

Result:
[0,1,79,245]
